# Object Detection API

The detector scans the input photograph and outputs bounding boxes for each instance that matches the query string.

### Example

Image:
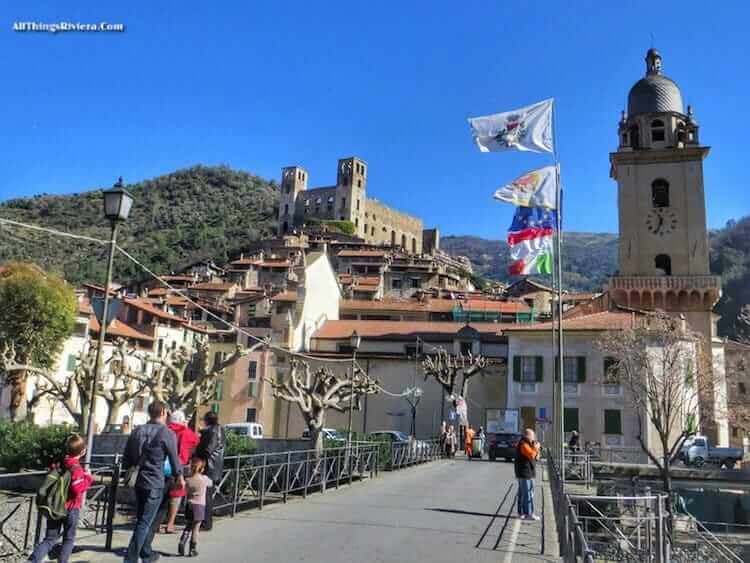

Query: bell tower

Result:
[609,48,727,443]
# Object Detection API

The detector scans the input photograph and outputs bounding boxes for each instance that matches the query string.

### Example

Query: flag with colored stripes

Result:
[507,207,555,276]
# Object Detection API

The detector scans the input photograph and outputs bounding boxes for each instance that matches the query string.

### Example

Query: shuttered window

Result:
[512,356,543,382]
[66,355,77,372]
[604,410,622,435]
[214,380,223,401]
[555,356,586,382]
[564,408,579,432]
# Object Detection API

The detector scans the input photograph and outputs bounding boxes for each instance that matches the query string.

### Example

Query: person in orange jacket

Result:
[514,428,541,521]
[465,426,475,457]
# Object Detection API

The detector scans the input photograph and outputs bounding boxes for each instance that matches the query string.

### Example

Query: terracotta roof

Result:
[124,298,185,323]
[165,296,190,307]
[355,276,381,287]
[89,317,154,342]
[161,275,195,282]
[78,297,93,315]
[258,260,292,268]
[352,286,379,293]
[229,258,259,266]
[337,250,387,258]
[271,291,297,303]
[147,287,170,297]
[312,320,504,340]
[503,311,636,332]
[562,292,603,302]
[189,282,236,291]
[340,298,529,314]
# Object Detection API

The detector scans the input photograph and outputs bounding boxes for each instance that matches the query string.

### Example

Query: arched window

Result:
[391,230,396,246]
[401,234,407,248]
[412,238,417,254]
[651,179,669,208]
[655,254,672,276]
[651,119,665,142]
[282,221,289,234]
[284,204,289,215]
[629,124,640,149]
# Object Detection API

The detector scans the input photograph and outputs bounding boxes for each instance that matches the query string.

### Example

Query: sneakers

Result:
[189,542,199,557]
[522,514,541,521]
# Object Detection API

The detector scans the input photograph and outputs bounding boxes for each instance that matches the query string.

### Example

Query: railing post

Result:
[231,456,241,517]
[303,451,309,498]
[259,454,267,510]
[284,451,291,503]
[322,452,327,494]
[655,494,665,563]
[349,445,354,486]
[105,462,120,550]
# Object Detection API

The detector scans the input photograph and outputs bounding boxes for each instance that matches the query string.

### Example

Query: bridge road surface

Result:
[73,457,560,563]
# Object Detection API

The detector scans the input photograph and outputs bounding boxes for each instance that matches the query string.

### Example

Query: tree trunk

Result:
[9,370,28,421]
[310,426,324,459]
[104,401,119,428]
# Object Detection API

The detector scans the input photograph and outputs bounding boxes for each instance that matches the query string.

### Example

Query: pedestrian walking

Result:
[122,401,183,563]
[465,426,475,458]
[445,425,457,458]
[195,411,225,531]
[514,428,541,521]
[29,434,93,563]
[568,430,580,453]
[164,411,200,534]
[178,456,213,557]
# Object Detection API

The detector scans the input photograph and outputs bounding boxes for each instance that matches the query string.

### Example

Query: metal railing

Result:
[589,445,651,465]
[387,439,442,470]
[547,452,596,562]
[563,451,593,483]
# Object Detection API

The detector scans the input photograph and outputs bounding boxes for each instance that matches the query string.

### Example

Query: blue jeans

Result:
[125,487,164,563]
[517,478,535,516]
[30,508,80,563]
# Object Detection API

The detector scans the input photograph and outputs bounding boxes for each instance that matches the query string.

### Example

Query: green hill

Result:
[441,232,619,292]
[0,165,279,284]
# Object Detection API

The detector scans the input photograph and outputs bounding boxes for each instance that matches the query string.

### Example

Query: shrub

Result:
[0,421,77,473]
[225,430,256,457]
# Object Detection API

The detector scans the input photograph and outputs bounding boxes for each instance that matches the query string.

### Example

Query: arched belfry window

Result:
[651,179,669,208]
[651,119,665,142]
[629,124,640,149]
[655,254,672,276]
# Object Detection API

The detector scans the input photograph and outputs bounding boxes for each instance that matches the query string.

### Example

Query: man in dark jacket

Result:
[514,428,541,521]
[122,401,183,563]
[195,411,225,531]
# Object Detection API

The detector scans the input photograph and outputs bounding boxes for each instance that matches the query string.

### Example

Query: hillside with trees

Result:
[0,165,279,284]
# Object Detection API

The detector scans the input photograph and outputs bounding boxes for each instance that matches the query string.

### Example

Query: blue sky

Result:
[1,1,748,238]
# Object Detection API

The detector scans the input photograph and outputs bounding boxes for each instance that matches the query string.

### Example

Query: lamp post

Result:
[406,387,423,438]
[346,330,361,452]
[83,177,133,467]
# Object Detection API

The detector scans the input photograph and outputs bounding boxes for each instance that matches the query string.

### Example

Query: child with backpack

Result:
[178,456,212,557]
[30,434,94,563]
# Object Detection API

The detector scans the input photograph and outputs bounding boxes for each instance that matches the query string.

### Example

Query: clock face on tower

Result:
[645,208,678,236]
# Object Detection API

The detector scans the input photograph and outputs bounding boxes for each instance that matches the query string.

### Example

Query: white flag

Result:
[468,98,554,153]
[493,165,558,209]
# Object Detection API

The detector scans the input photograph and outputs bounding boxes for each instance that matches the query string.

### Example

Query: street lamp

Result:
[406,387,423,437]
[84,177,133,467]
[346,331,361,452]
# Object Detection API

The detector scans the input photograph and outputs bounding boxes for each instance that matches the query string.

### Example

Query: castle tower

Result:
[335,157,367,237]
[278,165,308,236]
[609,48,726,443]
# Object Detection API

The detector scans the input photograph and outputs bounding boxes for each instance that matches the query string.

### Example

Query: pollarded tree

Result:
[421,348,486,427]
[265,357,379,456]
[0,262,77,420]
[595,313,717,527]
[138,340,265,417]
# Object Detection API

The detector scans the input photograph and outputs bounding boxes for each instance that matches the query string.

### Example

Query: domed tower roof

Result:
[627,48,684,116]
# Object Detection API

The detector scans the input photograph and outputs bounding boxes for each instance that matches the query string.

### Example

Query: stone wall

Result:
[363,198,423,253]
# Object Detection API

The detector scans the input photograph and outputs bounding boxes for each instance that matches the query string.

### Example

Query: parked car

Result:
[678,435,743,468]
[226,422,264,439]
[302,428,346,442]
[367,430,410,443]
[487,432,521,462]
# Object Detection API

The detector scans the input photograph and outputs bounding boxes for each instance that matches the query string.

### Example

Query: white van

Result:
[226,422,264,439]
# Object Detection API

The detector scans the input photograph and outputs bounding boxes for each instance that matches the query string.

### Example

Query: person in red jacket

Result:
[164,410,200,533]
[29,434,94,563]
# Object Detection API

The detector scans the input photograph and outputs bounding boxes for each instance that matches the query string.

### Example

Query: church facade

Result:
[609,48,728,444]
[277,157,424,254]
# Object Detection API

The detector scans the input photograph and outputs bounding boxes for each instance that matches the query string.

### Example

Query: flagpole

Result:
[552,101,565,483]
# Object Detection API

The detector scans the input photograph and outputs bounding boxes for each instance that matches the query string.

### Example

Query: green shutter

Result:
[211,403,220,415]
[66,355,77,371]
[577,357,586,383]
[604,410,622,435]
[248,381,258,397]
[535,356,543,382]
[214,381,223,401]
[564,408,579,432]
[513,356,521,382]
